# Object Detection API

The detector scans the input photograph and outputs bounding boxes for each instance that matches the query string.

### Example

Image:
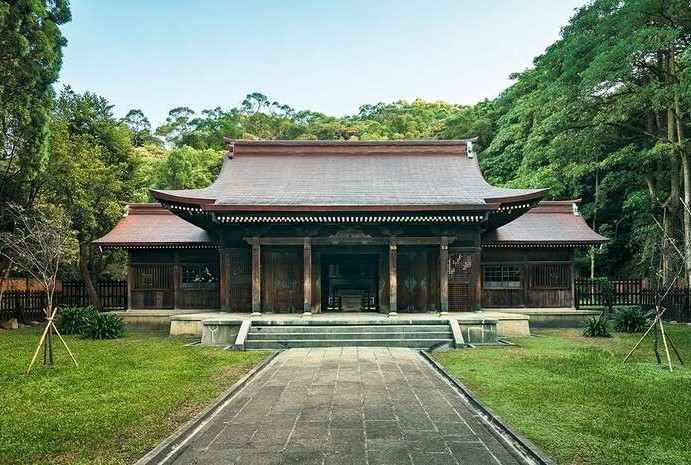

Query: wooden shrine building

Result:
[96,140,606,314]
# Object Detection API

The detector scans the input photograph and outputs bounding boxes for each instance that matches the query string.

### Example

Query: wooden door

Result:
[225,249,252,312]
[397,247,439,312]
[262,248,303,313]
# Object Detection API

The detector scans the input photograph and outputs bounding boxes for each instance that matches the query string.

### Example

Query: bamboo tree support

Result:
[622,305,684,372]
[658,318,674,372]
[26,306,78,375]
[622,307,666,364]
[661,324,685,365]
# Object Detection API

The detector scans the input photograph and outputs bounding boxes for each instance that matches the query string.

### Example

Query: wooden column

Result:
[173,251,180,310]
[219,248,228,311]
[389,238,398,316]
[440,241,449,314]
[251,239,261,316]
[126,252,132,310]
[303,238,312,316]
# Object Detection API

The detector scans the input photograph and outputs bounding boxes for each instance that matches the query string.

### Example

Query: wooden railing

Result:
[0,280,127,322]
[575,279,691,322]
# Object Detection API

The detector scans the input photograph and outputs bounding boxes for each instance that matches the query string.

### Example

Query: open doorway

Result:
[321,254,378,312]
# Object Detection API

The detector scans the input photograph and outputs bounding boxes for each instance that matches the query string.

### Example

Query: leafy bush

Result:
[54,306,99,335]
[83,313,124,340]
[54,306,124,339]
[583,315,611,338]
[612,306,651,333]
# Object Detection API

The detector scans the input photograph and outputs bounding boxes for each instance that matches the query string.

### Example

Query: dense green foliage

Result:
[54,306,124,339]
[0,0,70,211]
[0,328,268,465]
[82,312,124,339]
[434,327,691,465]
[4,0,691,284]
[54,306,99,335]
[477,0,691,281]
[583,315,612,337]
[612,306,652,332]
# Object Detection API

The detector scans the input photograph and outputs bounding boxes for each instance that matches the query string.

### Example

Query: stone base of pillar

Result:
[388,311,398,317]
[302,311,312,318]
[250,311,262,318]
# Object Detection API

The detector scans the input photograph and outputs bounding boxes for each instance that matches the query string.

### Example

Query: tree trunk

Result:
[681,150,691,287]
[79,242,101,309]
[669,51,691,287]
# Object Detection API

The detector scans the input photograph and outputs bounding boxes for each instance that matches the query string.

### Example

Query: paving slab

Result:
[168,347,532,465]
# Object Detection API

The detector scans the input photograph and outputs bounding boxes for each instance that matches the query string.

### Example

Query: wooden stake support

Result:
[622,305,684,372]
[26,306,78,375]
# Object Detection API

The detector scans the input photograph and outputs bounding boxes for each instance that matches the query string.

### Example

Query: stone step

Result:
[248,324,450,334]
[245,330,452,341]
[244,338,454,350]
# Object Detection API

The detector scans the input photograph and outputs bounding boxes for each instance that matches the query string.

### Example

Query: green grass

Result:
[0,328,269,465]
[434,326,691,465]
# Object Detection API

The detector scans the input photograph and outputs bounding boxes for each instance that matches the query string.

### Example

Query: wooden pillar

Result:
[219,248,228,311]
[173,251,180,310]
[378,251,388,313]
[389,238,398,316]
[251,239,261,316]
[303,238,312,316]
[440,241,449,314]
[570,249,576,308]
[126,251,132,310]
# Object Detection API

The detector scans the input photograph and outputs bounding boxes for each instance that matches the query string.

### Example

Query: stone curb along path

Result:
[136,347,555,465]
[418,352,555,465]
[134,351,281,465]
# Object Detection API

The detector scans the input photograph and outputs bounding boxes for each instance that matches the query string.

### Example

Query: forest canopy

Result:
[2,0,691,302]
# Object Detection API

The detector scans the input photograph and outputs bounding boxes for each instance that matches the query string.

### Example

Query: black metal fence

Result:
[0,280,127,322]
[576,279,691,322]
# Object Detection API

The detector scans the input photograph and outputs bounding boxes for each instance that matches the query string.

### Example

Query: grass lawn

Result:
[434,325,691,465]
[0,327,269,465]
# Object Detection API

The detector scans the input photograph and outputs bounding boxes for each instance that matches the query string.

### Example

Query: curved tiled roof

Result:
[151,140,547,212]
[94,204,216,248]
[482,201,607,246]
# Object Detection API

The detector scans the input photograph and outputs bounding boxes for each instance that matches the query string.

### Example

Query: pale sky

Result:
[59,0,588,127]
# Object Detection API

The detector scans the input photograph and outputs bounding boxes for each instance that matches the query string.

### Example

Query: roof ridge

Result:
[224,138,475,146]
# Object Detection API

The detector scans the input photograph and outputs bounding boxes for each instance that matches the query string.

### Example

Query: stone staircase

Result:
[244,321,455,350]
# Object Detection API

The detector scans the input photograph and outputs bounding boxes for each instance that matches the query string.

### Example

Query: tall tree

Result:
[0,0,70,293]
[44,87,140,307]
[121,109,158,147]
[475,0,691,281]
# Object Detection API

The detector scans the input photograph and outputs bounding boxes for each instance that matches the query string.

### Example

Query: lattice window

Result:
[483,265,522,289]
[449,252,472,312]
[132,265,173,290]
[181,264,219,289]
[531,264,570,289]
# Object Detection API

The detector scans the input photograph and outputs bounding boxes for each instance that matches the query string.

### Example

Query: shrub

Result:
[583,315,611,338]
[612,306,651,333]
[83,313,124,340]
[84,313,125,339]
[54,306,124,339]
[54,306,99,335]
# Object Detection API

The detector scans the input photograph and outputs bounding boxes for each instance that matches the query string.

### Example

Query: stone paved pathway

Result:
[171,347,528,465]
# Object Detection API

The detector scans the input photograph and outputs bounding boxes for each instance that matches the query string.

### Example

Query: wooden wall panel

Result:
[261,247,304,313]
[130,264,175,309]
